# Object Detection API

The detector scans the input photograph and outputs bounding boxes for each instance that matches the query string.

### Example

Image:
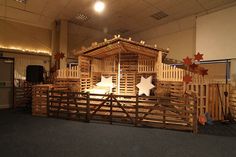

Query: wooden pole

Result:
[135,93,139,126]
[46,90,49,117]
[117,52,121,95]
[86,92,90,122]
[110,93,113,124]
[193,96,198,133]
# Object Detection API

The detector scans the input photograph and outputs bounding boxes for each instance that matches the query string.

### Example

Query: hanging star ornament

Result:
[194,52,204,62]
[54,52,65,60]
[183,57,192,66]
[136,76,155,96]
[96,76,115,92]
[199,68,208,76]
[183,75,192,84]
[189,63,199,72]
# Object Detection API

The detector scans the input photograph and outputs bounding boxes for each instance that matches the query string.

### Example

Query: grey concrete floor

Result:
[0,110,236,157]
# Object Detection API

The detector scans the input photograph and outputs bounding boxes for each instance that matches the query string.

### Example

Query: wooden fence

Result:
[230,88,236,120]
[14,86,32,108]
[158,63,184,82]
[186,83,231,121]
[47,91,197,133]
[57,66,79,79]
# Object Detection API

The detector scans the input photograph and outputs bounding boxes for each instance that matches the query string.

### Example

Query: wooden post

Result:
[193,96,198,133]
[110,93,113,124]
[163,107,166,128]
[117,52,121,95]
[157,51,162,80]
[86,92,90,122]
[46,90,49,117]
[135,94,139,126]
[67,92,70,119]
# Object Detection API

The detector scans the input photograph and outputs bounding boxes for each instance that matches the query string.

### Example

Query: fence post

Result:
[46,90,50,117]
[110,93,113,124]
[163,107,166,128]
[193,96,198,133]
[86,92,90,122]
[135,94,139,126]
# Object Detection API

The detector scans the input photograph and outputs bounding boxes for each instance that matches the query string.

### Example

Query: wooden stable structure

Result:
[58,37,169,95]
[31,36,236,132]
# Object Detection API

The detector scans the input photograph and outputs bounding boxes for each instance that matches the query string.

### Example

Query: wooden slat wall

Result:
[208,84,230,121]
[187,83,230,121]
[230,88,236,120]
[138,54,155,73]
[79,56,90,75]
[80,78,92,92]
[32,84,70,116]
[91,72,101,87]
[120,73,136,95]
[187,83,208,116]
[14,85,32,108]
[102,55,117,72]
[32,84,52,116]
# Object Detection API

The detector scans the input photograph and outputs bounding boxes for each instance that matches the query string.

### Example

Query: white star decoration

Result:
[96,76,115,93]
[136,76,155,96]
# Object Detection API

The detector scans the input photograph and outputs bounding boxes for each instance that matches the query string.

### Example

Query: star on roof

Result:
[136,76,155,96]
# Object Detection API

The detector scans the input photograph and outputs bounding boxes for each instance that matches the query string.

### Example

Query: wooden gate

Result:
[47,91,197,133]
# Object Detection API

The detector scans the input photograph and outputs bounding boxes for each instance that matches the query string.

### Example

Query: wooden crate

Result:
[32,84,53,116]
[14,86,32,108]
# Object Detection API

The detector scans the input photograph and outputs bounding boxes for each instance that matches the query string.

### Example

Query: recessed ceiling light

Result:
[15,0,27,4]
[94,1,105,13]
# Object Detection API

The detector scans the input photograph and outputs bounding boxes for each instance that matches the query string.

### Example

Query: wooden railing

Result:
[57,66,79,79]
[47,91,198,133]
[14,86,32,108]
[158,63,184,82]
[158,63,208,84]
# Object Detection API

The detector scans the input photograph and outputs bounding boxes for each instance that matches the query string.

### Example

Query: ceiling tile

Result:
[6,7,41,23]
[26,0,47,14]
[0,0,5,5]
[6,0,26,9]
[0,5,5,16]
[198,0,236,10]
[42,0,70,18]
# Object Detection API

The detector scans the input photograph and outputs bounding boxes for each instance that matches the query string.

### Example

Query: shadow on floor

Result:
[198,121,236,137]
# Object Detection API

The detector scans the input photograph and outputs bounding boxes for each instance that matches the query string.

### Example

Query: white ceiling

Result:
[0,0,236,35]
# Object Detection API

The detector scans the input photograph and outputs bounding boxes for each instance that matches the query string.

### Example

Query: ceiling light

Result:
[94,1,105,13]
[15,0,27,4]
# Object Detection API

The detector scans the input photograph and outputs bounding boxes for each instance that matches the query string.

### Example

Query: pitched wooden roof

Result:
[74,37,169,59]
